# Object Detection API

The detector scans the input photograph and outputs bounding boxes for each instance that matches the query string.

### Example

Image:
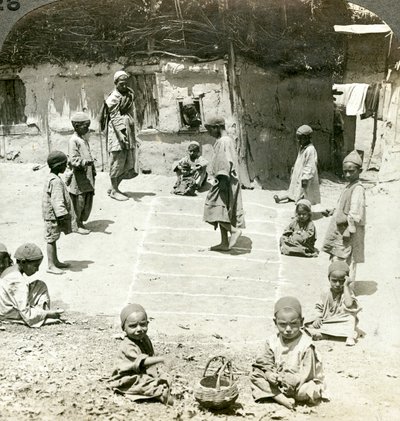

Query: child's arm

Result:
[252,341,279,384]
[69,138,90,169]
[312,294,325,328]
[141,356,165,368]
[343,276,357,309]
[347,185,365,233]
[50,179,69,218]
[281,221,295,237]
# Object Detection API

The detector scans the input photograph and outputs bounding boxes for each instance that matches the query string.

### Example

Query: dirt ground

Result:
[0,163,400,421]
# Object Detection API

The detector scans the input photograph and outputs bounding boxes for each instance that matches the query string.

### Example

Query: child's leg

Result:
[273,194,293,204]
[210,223,229,251]
[228,225,242,249]
[273,393,295,410]
[110,176,129,201]
[47,242,65,274]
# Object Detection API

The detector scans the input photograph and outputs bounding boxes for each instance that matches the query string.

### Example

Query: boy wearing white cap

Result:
[274,125,321,206]
[104,70,139,201]
[67,112,96,235]
[322,150,365,281]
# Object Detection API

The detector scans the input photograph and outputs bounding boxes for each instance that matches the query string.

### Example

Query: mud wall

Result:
[236,61,334,187]
[0,60,233,174]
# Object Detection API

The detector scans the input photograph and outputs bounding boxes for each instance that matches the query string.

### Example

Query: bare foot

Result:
[110,190,129,201]
[47,267,65,275]
[210,243,229,251]
[55,261,70,269]
[345,337,356,346]
[273,195,281,204]
[77,227,90,235]
[273,393,295,410]
[228,229,242,249]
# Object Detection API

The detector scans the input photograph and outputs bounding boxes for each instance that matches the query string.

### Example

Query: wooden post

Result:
[367,111,378,170]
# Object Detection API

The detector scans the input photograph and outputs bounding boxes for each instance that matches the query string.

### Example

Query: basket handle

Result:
[202,355,227,378]
[215,360,234,390]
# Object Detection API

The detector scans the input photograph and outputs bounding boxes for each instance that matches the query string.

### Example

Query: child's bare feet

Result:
[110,190,129,201]
[345,337,356,346]
[273,393,295,410]
[55,261,70,269]
[228,229,242,249]
[273,195,281,204]
[210,243,229,251]
[47,266,65,275]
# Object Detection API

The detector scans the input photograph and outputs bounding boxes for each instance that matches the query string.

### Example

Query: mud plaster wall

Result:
[236,61,334,186]
[0,60,233,174]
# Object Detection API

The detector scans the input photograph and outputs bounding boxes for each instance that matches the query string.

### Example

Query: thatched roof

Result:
[0,0,351,75]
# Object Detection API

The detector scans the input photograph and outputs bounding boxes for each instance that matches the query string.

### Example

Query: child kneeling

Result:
[109,304,173,405]
[251,297,325,410]
[280,199,318,258]
[305,261,361,346]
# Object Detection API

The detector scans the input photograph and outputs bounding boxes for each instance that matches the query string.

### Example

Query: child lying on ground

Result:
[0,243,13,276]
[172,141,208,196]
[305,261,361,346]
[280,199,318,257]
[251,296,325,410]
[0,243,64,327]
[108,303,173,405]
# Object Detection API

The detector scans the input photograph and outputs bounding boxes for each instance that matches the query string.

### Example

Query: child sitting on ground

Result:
[280,199,318,258]
[0,243,13,276]
[0,243,64,327]
[305,261,361,346]
[172,141,208,196]
[42,151,72,275]
[251,296,325,410]
[108,303,173,405]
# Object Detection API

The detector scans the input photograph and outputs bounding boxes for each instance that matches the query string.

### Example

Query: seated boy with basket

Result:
[251,297,325,410]
[108,303,173,405]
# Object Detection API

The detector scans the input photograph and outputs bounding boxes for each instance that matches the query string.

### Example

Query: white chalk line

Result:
[153,339,266,345]
[127,196,156,301]
[143,241,277,254]
[146,225,275,237]
[149,310,269,319]
[140,249,279,264]
[130,290,274,302]
[152,211,276,225]
[137,271,290,285]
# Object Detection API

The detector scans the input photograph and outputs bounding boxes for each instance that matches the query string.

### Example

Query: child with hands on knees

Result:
[109,304,173,405]
[251,297,325,410]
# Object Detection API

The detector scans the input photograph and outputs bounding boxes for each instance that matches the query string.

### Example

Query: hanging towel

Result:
[361,82,381,120]
[333,83,370,116]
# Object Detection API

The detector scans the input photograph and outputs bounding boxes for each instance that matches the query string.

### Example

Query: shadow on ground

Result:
[64,260,95,272]
[85,219,114,234]
[353,280,378,297]
[124,192,156,201]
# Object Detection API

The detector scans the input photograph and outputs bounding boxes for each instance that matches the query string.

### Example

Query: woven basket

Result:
[194,355,239,410]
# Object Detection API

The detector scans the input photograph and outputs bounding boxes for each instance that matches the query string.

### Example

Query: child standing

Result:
[109,303,173,405]
[172,141,208,196]
[0,243,64,327]
[322,150,365,280]
[280,199,318,257]
[67,112,96,235]
[251,297,325,410]
[274,125,320,205]
[305,261,361,346]
[203,117,245,251]
[42,151,72,275]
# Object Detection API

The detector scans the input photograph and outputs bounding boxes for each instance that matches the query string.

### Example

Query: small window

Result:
[178,97,204,132]
[0,78,26,125]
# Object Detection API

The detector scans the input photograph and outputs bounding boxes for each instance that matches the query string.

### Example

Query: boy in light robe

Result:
[322,150,366,281]
[203,117,245,251]
[251,297,325,410]
[274,125,321,206]
[305,261,361,346]
[108,303,173,405]
[0,243,64,327]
